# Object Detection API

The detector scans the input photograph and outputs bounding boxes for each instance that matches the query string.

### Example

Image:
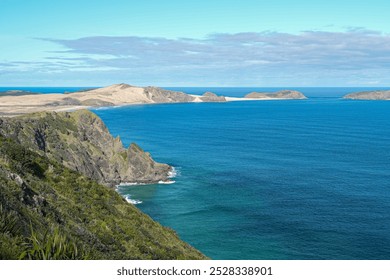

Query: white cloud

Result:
[2,30,390,86]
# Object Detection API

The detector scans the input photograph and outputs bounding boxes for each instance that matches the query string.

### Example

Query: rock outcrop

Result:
[245,90,307,99]
[0,110,171,187]
[143,86,195,103]
[200,92,226,102]
[343,90,390,100]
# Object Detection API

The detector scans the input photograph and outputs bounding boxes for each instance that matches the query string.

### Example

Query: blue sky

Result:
[1,0,390,86]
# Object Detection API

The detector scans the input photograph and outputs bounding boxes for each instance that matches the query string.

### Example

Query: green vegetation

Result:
[0,133,206,260]
[20,226,88,260]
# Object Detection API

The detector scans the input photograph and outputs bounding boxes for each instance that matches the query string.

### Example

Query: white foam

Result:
[116,166,180,189]
[158,180,176,184]
[94,105,125,111]
[118,182,147,186]
[168,166,180,178]
[124,194,142,205]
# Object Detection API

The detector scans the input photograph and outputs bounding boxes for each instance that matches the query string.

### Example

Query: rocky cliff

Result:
[245,90,307,99]
[343,90,390,100]
[0,110,171,187]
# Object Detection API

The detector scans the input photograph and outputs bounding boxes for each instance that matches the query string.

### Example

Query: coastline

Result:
[0,84,308,117]
[0,94,258,117]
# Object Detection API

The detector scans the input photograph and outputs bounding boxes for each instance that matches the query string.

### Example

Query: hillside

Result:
[0,111,206,260]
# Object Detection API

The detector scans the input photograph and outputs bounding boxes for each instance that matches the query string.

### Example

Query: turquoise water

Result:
[91,88,390,260]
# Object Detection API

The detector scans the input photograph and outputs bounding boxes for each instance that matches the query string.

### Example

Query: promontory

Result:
[0,110,207,259]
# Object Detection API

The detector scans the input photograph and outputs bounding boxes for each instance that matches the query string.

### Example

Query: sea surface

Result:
[92,87,390,260]
[5,86,390,259]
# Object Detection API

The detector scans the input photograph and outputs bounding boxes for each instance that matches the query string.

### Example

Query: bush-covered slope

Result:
[0,127,206,260]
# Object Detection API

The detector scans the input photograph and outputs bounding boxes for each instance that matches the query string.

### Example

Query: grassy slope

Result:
[0,134,206,259]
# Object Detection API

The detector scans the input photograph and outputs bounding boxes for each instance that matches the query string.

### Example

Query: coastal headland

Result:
[0,109,206,259]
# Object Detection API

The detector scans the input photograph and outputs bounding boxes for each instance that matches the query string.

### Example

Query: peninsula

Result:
[343,90,390,100]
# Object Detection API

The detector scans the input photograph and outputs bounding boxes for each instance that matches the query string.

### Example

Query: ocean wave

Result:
[117,182,148,188]
[158,180,176,184]
[94,105,125,111]
[168,166,181,178]
[124,194,142,205]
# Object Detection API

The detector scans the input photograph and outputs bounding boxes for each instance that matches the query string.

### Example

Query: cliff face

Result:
[0,133,206,259]
[245,90,307,99]
[0,110,171,187]
[343,90,390,100]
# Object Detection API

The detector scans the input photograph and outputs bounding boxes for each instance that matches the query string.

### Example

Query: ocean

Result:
[4,86,390,259]
[93,87,390,260]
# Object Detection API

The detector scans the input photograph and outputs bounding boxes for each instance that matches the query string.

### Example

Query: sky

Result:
[1,0,390,86]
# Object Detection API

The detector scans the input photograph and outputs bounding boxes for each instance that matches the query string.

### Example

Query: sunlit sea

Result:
[5,86,390,259]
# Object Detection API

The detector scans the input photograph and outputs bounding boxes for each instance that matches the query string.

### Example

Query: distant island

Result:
[343,90,390,100]
[0,83,307,117]
[245,90,307,99]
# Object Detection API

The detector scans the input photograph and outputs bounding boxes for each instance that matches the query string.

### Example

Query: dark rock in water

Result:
[245,90,307,99]
[343,90,390,100]
[200,92,226,102]
[0,110,171,186]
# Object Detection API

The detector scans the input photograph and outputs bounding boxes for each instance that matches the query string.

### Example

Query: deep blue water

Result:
[89,87,390,260]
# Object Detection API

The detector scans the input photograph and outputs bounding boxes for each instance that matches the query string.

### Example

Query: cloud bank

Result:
[2,30,390,86]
